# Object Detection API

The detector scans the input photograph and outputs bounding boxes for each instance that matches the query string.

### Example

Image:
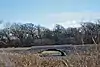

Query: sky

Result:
[0,0,100,29]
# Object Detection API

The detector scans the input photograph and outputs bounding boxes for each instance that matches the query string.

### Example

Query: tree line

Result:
[0,20,100,47]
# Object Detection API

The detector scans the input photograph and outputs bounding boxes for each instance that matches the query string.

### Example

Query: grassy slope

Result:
[0,44,100,67]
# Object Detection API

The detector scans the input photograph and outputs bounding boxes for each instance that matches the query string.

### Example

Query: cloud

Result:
[46,12,100,28]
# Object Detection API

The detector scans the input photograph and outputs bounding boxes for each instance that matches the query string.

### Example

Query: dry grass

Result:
[0,53,68,67]
[0,44,100,67]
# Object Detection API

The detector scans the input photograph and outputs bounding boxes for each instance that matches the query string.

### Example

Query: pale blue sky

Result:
[0,0,100,28]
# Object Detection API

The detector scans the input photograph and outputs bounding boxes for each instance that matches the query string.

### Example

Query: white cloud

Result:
[46,12,100,28]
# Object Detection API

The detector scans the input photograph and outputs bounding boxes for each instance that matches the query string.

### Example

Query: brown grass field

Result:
[0,44,100,67]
